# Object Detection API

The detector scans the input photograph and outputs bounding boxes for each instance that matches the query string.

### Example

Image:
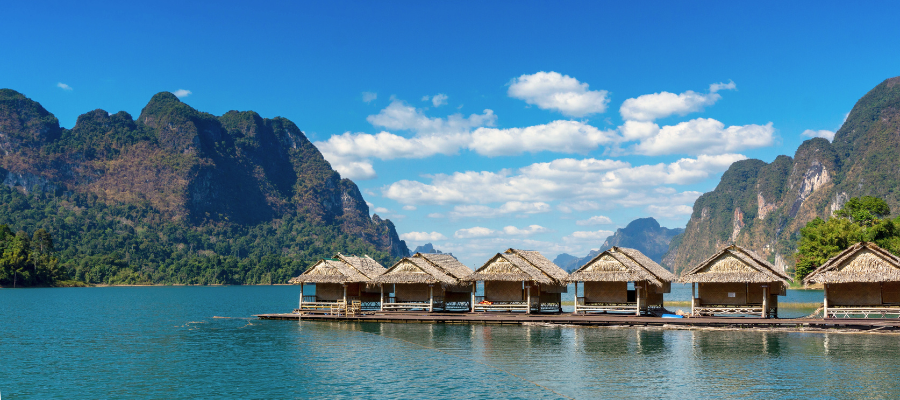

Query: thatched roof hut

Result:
[468,249,567,313]
[679,244,792,318]
[802,242,900,318]
[375,253,474,311]
[289,254,387,312]
[568,247,674,315]
[679,244,792,286]
[803,242,900,284]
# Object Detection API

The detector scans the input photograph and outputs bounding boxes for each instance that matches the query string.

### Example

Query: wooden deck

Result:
[254,311,900,331]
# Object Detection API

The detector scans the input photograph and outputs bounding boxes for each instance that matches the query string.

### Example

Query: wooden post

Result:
[343,284,348,305]
[573,281,579,314]
[761,284,768,319]
[429,284,434,312]
[691,282,696,316]
[526,283,531,314]
[823,283,829,319]
[380,284,384,311]
[471,282,476,312]
[299,283,304,310]
[635,283,641,316]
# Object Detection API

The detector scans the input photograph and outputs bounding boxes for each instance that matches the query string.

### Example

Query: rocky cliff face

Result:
[0,89,408,259]
[566,217,683,271]
[664,76,900,274]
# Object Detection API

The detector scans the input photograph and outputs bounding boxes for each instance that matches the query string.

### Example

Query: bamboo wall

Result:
[485,281,524,302]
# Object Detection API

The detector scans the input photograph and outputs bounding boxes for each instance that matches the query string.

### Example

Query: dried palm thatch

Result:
[288,253,387,284]
[467,248,565,285]
[375,253,475,292]
[679,244,793,285]
[417,253,473,281]
[803,242,900,284]
[568,246,675,289]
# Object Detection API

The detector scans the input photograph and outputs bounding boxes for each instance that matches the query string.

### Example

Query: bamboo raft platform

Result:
[255,311,900,331]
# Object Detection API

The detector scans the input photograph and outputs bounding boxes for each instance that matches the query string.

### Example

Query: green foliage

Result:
[795,196,900,280]
[0,182,394,286]
[0,225,67,287]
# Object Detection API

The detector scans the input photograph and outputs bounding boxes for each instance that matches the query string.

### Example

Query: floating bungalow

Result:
[374,253,474,312]
[568,246,674,316]
[289,254,386,312]
[468,249,568,313]
[803,242,900,318]
[679,244,792,318]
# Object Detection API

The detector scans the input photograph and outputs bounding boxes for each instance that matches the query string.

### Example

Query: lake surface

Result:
[2,285,898,399]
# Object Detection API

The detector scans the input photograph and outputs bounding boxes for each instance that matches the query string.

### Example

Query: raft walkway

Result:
[255,311,900,331]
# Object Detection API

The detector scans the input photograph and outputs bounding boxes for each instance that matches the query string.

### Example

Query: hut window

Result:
[728,292,735,297]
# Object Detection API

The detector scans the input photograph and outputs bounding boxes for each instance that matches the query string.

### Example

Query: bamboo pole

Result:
[691,282,696,316]
[429,284,434,312]
[762,284,768,319]
[380,284,384,311]
[471,282,476,313]
[573,281,579,315]
[824,283,829,319]
[526,282,531,314]
[299,283,304,310]
[635,283,641,316]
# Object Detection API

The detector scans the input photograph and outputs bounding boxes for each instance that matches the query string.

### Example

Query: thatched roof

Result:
[288,253,386,284]
[467,248,567,284]
[568,246,675,288]
[375,253,473,286]
[803,242,900,284]
[678,244,793,284]
[417,253,473,281]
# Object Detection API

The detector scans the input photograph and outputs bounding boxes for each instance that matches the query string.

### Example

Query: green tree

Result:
[795,196,900,280]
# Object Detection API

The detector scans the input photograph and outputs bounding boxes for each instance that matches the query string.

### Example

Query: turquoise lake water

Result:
[3,285,898,399]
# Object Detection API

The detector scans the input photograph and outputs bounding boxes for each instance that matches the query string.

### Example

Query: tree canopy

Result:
[795,196,900,281]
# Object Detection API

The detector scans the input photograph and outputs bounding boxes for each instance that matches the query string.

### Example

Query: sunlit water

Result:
[2,286,896,399]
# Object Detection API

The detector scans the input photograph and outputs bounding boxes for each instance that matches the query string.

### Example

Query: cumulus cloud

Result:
[449,201,551,218]
[400,231,448,241]
[508,71,609,117]
[801,129,835,142]
[619,81,735,121]
[469,120,617,156]
[422,93,448,107]
[173,89,192,98]
[362,92,377,103]
[557,200,603,213]
[455,226,496,239]
[576,215,613,226]
[502,225,550,236]
[647,204,694,217]
[631,118,775,156]
[367,100,495,134]
[402,205,417,211]
[382,154,743,205]
[57,82,73,91]
[563,229,615,242]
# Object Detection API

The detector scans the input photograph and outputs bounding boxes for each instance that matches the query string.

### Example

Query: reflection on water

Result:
[3,286,900,399]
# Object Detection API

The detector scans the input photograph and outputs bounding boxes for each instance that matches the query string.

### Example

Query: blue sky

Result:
[3,1,900,267]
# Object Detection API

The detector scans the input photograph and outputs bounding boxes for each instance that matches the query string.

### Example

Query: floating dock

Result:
[255,312,900,331]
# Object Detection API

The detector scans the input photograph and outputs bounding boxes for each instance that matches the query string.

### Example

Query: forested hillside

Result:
[663,76,900,275]
[0,90,408,285]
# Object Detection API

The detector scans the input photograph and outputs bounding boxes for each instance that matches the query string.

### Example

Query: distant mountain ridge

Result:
[412,243,443,254]
[0,89,407,284]
[663,76,900,274]
[561,217,683,271]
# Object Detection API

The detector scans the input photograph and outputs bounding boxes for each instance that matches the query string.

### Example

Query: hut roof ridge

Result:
[416,253,473,280]
[803,242,900,284]
[678,244,793,284]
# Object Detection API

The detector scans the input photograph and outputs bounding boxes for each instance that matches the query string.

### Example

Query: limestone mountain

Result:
[412,243,443,255]
[563,217,683,271]
[0,89,408,284]
[663,76,900,275]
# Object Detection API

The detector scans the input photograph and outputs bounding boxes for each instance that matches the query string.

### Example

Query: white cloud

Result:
[557,200,603,213]
[423,93,448,107]
[632,118,775,156]
[647,204,694,217]
[502,225,550,236]
[619,81,735,122]
[374,207,390,214]
[448,202,551,218]
[801,129,835,142]
[508,71,609,117]
[402,205,417,211]
[362,92,377,103]
[56,82,73,91]
[172,89,192,98]
[367,100,495,134]
[382,154,741,206]
[400,231,448,241]
[576,216,613,226]
[563,230,615,242]
[455,227,497,239]
[427,213,445,218]
[469,120,618,156]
